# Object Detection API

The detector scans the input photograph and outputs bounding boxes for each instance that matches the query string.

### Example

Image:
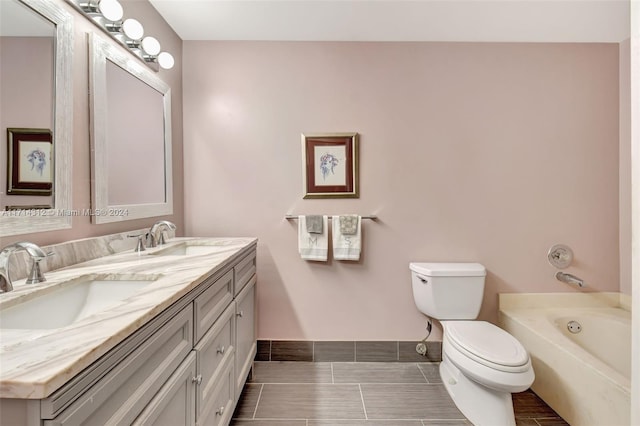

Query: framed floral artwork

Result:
[301,132,358,199]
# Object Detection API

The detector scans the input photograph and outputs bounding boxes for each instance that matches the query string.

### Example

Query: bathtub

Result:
[498,292,631,426]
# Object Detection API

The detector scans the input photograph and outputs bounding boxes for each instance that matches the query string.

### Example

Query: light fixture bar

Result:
[66,0,174,71]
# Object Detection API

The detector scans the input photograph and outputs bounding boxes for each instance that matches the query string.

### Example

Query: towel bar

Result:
[285,214,377,220]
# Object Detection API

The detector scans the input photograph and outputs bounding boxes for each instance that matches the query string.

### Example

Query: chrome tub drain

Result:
[567,320,582,334]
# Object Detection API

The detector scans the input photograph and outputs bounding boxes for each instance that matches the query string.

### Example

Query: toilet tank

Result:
[410,262,486,320]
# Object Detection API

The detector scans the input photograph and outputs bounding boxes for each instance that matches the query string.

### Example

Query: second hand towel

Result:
[332,215,361,261]
[298,215,329,261]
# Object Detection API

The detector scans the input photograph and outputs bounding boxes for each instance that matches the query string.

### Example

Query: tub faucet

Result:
[555,271,585,288]
[147,220,176,248]
[0,242,50,293]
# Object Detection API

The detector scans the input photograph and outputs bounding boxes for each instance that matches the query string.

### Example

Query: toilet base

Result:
[440,355,516,426]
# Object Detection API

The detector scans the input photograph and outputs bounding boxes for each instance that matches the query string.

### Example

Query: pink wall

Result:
[1,0,184,247]
[183,41,620,341]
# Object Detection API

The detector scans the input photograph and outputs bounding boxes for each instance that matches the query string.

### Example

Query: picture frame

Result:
[301,132,359,199]
[5,205,52,211]
[6,128,53,195]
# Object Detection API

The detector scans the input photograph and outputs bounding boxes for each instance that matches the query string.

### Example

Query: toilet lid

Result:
[445,321,529,368]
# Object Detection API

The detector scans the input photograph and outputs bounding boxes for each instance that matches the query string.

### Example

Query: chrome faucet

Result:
[556,271,585,288]
[147,220,176,248]
[0,242,50,293]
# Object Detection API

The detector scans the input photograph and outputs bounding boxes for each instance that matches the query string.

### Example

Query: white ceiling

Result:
[148,0,630,43]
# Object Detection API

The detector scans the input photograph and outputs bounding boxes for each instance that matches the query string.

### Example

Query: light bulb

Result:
[98,0,123,21]
[122,18,144,40]
[141,36,160,55]
[158,52,174,70]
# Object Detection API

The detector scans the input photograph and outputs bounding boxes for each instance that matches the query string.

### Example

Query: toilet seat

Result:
[444,321,530,373]
[442,324,535,393]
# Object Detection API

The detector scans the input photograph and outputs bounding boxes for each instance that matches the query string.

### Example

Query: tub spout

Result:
[556,271,585,288]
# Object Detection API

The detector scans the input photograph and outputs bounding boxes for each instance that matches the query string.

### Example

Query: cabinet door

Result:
[195,303,235,423]
[45,306,193,426]
[132,352,196,426]
[235,275,256,395]
[196,353,234,426]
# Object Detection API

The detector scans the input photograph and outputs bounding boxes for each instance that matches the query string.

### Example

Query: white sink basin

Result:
[0,274,159,330]
[149,241,231,256]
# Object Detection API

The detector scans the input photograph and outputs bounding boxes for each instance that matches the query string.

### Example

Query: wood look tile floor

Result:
[231,362,568,426]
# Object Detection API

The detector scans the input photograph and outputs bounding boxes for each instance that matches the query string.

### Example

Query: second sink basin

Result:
[0,274,160,330]
[149,240,233,257]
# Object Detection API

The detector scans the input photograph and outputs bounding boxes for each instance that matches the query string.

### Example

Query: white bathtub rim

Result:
[499,307,631,395]
[499,292,631,311]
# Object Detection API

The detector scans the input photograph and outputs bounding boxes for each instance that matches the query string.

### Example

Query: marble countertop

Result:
[0,237,257,399]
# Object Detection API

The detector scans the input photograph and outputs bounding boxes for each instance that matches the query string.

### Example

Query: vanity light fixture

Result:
[80,0,123,21]
[141,36,161,55]
[67,0,174,71]
[157,52,175,70]
[121,18,144,41]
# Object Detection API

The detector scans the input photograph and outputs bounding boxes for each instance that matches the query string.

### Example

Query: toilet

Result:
[409,262,534,426]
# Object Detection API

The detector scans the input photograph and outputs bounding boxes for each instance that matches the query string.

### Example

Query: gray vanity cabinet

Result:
[34,247,257,426]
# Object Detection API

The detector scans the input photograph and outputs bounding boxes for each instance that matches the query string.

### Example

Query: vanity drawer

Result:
[45,305,193,426]
[196,348,235,426]
[194,269,234,342]
[234,250,256,296]
[195,302,235,421]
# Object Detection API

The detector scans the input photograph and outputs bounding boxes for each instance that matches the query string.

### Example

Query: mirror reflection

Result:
[0,0,73,237]
[105,60,166,206]
[0,0,55,211]
[90,32,173,224]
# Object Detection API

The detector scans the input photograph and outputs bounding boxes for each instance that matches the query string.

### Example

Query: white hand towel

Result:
[298,215,329,261]
[332,215,361,261]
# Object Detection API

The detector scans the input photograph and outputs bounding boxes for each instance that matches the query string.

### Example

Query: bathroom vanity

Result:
[0,236,257,426]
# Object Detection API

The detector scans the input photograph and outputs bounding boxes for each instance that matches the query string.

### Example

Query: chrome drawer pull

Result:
[216,406,225,416]
[217,346,226,354]
[191,374,202,385]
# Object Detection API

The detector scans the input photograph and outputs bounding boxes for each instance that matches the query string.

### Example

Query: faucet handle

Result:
[26,256,47,284]
[146,232,157,248]
[128,234,147,252]
[157,232,168,246]
[24,251,54,285]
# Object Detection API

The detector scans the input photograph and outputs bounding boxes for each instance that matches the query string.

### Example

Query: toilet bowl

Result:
[409,262,534,426]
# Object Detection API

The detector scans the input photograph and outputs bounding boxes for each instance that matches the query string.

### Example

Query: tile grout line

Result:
[251,383,265,419]
[358,383,368,420]
[417,362,430,383]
